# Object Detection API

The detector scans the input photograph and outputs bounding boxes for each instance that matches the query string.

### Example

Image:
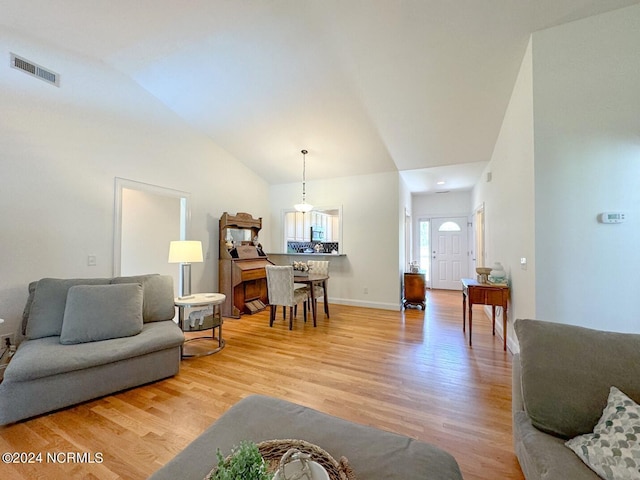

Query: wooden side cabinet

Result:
[403,272,426,310]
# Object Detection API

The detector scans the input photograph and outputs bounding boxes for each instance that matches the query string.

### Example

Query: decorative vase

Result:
[274,448,330,480]
[489,262,506,283]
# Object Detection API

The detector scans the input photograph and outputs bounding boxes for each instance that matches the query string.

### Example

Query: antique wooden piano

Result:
[219,212,273,318]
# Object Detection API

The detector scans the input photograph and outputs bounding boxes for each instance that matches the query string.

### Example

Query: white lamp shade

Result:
[168,240,203,263]
[294,202,313,213]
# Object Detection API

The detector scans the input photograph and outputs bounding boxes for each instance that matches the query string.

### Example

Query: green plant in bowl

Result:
[209,441,274,480]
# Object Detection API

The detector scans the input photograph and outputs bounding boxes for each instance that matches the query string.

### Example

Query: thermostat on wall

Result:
[598,212,626,224]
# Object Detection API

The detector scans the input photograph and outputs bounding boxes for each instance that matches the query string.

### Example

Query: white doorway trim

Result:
[113,177,191,277]
[404,207,412,272]
[417,217,431,287]
[473,203,485,269]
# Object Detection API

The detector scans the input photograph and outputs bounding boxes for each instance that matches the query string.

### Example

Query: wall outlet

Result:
[87,254,97,266]
[363,286,369,294]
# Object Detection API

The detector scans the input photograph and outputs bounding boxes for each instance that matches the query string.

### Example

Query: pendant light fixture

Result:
[294,149,313,212]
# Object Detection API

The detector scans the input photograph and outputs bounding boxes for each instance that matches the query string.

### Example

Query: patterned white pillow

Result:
[565,386,640,480]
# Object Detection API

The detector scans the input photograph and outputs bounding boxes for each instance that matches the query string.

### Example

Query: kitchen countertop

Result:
[267,252,346,257]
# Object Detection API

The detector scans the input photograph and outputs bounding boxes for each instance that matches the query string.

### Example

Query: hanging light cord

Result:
[301,149,308,203]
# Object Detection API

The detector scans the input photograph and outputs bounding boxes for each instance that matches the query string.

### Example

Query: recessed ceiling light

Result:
[436,181,445,185]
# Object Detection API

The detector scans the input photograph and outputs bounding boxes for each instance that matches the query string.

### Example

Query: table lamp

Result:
[168,240,203,298]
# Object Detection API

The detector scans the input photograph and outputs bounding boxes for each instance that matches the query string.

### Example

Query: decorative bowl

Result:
[274,459,330,480]
[476,267,492,275]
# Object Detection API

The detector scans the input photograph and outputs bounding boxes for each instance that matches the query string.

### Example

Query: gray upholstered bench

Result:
[149,395,463,480]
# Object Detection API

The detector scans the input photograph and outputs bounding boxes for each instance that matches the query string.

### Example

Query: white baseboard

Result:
[481,305,519,353]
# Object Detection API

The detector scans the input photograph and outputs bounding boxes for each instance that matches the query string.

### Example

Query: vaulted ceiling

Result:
[2,0,638,192]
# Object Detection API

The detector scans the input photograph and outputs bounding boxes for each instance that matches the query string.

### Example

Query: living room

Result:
[1,2,639,479]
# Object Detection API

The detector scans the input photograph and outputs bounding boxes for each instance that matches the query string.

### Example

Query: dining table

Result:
[293,273,329,326]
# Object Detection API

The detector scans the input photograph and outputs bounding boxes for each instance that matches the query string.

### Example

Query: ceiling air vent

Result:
[10,53,60,87]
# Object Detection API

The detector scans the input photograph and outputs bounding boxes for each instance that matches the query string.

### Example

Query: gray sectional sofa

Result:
[0,274,184,425]
[513,318,640,479]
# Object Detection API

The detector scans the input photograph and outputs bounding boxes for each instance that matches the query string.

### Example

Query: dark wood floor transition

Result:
[0,289,524,480]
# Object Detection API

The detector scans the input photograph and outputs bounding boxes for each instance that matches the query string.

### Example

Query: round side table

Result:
[174,293,226,358]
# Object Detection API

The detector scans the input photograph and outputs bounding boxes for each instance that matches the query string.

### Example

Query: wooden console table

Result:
[461,278,509,351]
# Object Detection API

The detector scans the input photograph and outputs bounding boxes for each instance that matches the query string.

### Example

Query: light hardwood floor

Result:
[0,289,524,480]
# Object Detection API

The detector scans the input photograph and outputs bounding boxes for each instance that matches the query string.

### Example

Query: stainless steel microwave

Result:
[311,227,324,241]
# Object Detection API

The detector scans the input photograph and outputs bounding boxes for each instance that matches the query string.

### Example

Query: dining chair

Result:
[307,260,330,319]
[265,265,308,330]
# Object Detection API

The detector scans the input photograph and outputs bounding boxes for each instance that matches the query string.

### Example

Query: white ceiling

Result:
[2,0,638,193]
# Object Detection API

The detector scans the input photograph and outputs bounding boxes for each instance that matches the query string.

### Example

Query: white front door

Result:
[431,217,468,290]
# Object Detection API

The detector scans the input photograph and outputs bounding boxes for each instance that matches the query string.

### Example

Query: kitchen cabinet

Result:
[295,212,303,240]
[283,206,342,249]
[289,212,311,241]
[310,211,320,228]
[310,212,329,238]
[303,213,311,241]
[285,211,297,241]
[331,216,339,241]
[325,216,332,242]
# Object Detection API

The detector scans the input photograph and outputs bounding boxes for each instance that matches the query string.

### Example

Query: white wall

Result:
[399,175,412,278]
[120,187,180,289]
[0,29,270,338]
[533,5,640,332]
[413,191,472,220]
[269,172,401,310]
[472,38,535,351]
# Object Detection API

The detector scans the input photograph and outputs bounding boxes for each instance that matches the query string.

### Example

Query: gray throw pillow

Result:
[515,319,640,439]
[59,283,143,345]
[25,277,112,339]
[111,274,175,322]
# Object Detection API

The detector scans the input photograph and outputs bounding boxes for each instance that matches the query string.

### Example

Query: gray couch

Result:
[150,394,464,480]
[0,274,184,425]
[513,318,640,479]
